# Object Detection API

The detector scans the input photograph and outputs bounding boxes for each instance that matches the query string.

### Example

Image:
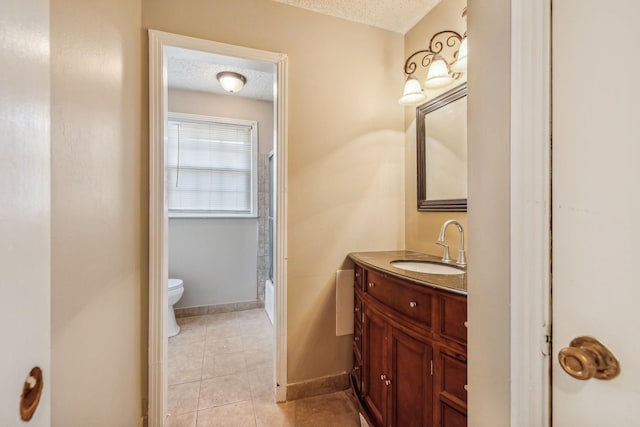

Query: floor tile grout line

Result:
[195,313,207,422]
[194,380,201,427]
[194,327,205,418]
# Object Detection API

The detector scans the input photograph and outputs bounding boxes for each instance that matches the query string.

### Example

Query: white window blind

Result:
[166,114,257,217]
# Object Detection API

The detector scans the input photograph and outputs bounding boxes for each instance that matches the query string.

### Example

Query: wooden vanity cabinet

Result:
[351,264,467,427]
[352,264,365,395]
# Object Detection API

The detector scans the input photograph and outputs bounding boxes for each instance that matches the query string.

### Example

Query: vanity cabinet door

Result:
[363,306,388,427]
[363,305,435,427]
[389,326,434,427]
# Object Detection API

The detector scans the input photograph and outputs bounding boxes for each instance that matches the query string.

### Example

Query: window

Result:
[166,113,258,217]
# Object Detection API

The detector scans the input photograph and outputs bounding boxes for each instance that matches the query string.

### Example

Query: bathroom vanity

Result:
[349,251,467,427]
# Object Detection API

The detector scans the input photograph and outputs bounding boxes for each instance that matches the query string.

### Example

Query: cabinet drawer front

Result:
[354,322,362,358]
[354,265,364,290]
[354,295,363,325]
[352,350,362,394]
[440,295,467,344]
[440,403,466,427]
[366,270,433,327]
[354,294,363,356]
[440,351,467,404]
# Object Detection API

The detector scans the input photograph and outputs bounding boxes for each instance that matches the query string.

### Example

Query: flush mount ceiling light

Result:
[216,71,247,93]
[399,8,467,106]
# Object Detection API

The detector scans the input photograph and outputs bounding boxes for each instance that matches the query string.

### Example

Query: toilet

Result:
[168,278,184,337]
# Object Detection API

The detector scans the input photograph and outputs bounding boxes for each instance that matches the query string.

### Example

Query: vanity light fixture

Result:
[216,71,247,93]
[399,8,467,106]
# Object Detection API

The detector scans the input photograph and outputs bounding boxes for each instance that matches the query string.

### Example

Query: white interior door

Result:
[0,0,51,424]
[552,1,640,424]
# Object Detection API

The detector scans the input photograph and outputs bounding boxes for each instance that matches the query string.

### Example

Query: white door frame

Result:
[148,30,288,426]
[509,0,552,425]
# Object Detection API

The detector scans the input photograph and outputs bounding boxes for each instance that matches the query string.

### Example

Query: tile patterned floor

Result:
[167,308,361,427]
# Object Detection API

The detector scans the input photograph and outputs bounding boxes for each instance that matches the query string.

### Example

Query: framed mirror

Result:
[417,82,467,212]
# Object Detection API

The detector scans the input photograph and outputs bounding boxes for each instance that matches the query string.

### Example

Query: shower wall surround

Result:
[257,153,271,303]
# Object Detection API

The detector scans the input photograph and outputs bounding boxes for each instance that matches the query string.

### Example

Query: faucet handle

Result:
[436,240,451,263]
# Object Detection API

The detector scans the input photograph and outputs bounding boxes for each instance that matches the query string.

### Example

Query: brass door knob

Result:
[558,336,620,380]
[20,367,43,421]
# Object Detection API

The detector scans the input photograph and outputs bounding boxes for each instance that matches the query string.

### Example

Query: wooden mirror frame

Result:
[417,82,467,212]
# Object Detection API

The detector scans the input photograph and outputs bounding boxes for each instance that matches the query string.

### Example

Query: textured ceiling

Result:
[166,46,275,101]
[167,1,440,99]
[271,0,442,34]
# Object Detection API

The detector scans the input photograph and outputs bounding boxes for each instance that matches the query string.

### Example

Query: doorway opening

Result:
[148,30,288,426]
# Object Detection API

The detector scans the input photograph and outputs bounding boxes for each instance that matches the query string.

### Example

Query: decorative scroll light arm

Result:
[403,49,436,76]
[403,30,464,77]
[398,7,466,106]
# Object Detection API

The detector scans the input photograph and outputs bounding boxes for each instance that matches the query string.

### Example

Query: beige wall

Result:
[50,0,145,424]
[404,0,468,256]
[168,89,274,154]
[467,0,511,425]
[143,1,405,383]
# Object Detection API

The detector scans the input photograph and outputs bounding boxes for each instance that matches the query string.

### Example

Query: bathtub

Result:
[265,279,275,325]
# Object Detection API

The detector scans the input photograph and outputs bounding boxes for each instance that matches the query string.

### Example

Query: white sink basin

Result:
[390,260,465,275]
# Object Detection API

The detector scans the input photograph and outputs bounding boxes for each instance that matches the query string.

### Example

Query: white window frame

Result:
[165,112,258,218]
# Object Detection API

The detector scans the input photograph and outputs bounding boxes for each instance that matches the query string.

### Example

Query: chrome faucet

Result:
[436,219,467,267]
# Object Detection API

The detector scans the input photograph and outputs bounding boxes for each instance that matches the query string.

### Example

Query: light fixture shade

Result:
[398,76,427,105]
[216,71,247,93]
[424,58,454,89]
[451,37,468,73]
